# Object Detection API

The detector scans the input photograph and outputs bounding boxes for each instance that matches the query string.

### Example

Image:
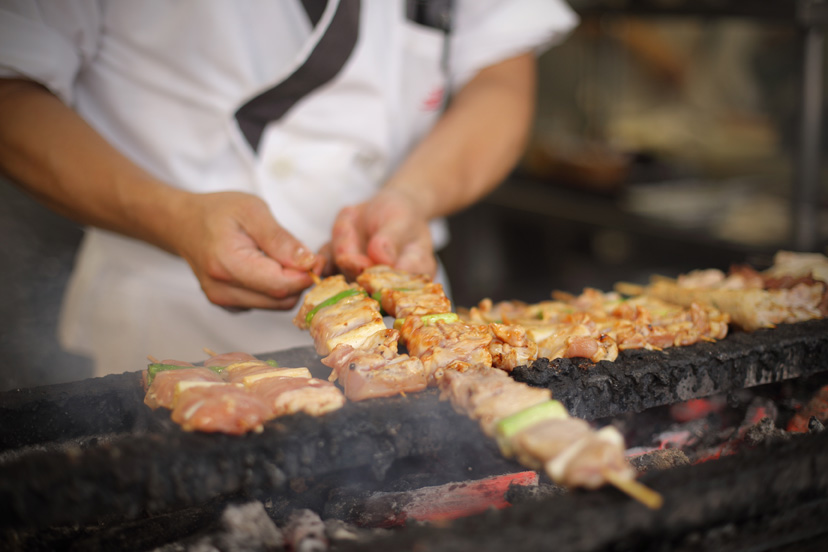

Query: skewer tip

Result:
[309,270,322,285]
[603,469,663,510]
[147,355,159,363]
[203,348,218,357]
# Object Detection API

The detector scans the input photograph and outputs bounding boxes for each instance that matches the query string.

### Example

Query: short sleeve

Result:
[449,0,578,91]
[0,0,102,105]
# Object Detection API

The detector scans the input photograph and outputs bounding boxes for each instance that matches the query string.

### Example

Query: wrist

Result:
[382,179,438,220]
[119,174,195,256]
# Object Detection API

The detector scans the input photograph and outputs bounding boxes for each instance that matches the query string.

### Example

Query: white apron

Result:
[0,0,578,375]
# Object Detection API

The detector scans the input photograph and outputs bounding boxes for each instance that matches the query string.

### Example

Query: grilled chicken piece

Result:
[203,352,259,367]
[440,368,551,436]
[322,328,428,400]
[246,377,345,417]
[401,317,493,384]
[488,323,538,370]
[460,297,535,324]
[336,353,427,401]
[323,327,402,380]
[356,265,432,294]
[171,383,273,434]
[144,367,223,409]
[309,293,385,356]
[227,366,311,384]
[465,286,729,361]
[439,369,513,415]
[511,418,592,470]
[623,254,828,331]
[528,322,619,363]
[382,284,452,319]
[293,275,355,330]
[440,369,638,494]
[472,385,553,437]
[356,265,451,318]
[546,426,634,489]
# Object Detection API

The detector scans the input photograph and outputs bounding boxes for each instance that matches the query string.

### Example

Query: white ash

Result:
[284,509,328,552]
[743,417,790,447]
[186,501,284,552]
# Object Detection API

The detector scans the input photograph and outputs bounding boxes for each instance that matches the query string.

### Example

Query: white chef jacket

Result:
[0,0,577,376]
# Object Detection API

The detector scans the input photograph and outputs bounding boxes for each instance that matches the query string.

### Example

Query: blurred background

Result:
[442,0,828,306]
[2,0,827,390]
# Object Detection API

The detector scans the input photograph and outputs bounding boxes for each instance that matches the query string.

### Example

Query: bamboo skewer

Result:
[309,270,322,285]
[602,469,663,509]
[147,355,159,363]
[203,348,218,357]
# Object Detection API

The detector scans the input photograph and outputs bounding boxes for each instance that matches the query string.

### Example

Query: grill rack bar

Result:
[0,321,826,531]
[339,430,828,552]
[513,319,828,420]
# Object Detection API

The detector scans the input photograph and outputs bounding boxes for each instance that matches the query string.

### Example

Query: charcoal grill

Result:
[1,319,827,551]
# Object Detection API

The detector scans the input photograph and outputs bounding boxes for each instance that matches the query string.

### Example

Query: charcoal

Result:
[335,431,828,552]
[0,371,147,451]
[743,417,790,447]
[504,481,566,505]
[0,390,499,531]
[743,396,779,426]
[209,501,284,552]
[3,500,228,552]
[0,346,328,452]
[629,449,690,473]
[1,324,827,543]
[512,319,828,420]
[323,519,359,542]
[284,509,327,552]
[809,416,825,433]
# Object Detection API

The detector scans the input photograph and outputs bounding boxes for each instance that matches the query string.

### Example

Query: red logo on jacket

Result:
[421,87,444,111]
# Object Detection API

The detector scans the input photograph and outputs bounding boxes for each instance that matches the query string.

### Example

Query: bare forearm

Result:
[385,53,537,219]
[0,78,189,254]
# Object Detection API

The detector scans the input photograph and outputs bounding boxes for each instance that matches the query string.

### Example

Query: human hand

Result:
[331,188,437,280]
[170,191,323,309]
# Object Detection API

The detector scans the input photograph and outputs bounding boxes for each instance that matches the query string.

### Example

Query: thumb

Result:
[241,201,317,270]
[366,222,408,266]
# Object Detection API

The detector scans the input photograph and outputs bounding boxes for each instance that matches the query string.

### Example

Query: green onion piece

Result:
[370,291,389,317]
[147,363,190,385]
[393,317,406,330]
[496,400,568,441]
[305,288,367,325]
[266,359,279,367]
[495,400,568,458]
[420,313,459,325]
[206,365,225,375]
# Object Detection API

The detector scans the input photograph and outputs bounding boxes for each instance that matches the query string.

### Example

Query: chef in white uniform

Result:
[0,0,577,377]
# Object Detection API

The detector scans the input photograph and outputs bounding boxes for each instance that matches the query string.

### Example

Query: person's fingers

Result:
[365,201,434,272]
[365,217,421,266]
[240,199,318,271]
[394,235,437,277]
[331,206,367,258]
[315,242,336,277]
[332,205,372,279]
[336,253,372,281]
[198,224,314,298]
[200,278,303,310]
